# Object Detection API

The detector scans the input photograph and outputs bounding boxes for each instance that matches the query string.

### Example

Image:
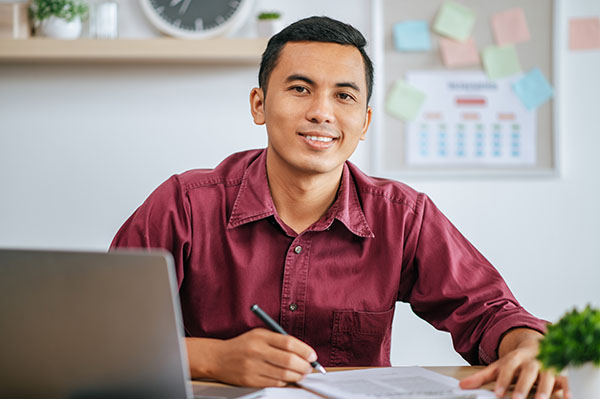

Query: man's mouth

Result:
[303,135,334,143]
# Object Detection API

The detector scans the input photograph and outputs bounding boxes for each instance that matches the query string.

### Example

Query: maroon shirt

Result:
[111,149,546,367]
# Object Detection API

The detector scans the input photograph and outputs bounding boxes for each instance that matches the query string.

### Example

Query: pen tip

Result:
[316,364,327,374]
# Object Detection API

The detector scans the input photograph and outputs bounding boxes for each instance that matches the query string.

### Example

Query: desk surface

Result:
[192,366,563,399]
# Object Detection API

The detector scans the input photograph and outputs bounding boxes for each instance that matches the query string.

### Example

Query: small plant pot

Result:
[256,19,284,38]
[567,363,600,399]
[39,16,82,39]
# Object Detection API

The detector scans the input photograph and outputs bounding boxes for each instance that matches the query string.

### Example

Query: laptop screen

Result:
[0,249,192,398]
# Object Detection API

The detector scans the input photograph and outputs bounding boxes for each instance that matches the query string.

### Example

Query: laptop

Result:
[0,249,260,398]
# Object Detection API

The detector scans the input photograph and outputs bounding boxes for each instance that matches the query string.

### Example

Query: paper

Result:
[568,17,600,51]
[393,20,431,52]
[481,45,521,79]
[490,7,530,46]
[240,387,323,398]
[299,366,495,399]
[512,68,554,110]
[433,1,476,41]
[404,70,536,166]
[439,37,480,67]
[385,80,426,121]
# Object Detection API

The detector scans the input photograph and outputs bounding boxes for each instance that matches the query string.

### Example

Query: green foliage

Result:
[537,305,600,372]
[30,0,88,22]
[257,12,281,20]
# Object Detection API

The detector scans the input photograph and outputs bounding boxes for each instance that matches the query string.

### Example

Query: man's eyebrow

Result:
[285,74,315,85]
[335,82,360,92]
[285,74,361,93]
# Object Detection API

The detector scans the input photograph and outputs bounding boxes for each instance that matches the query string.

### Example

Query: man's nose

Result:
[305,93,335,124]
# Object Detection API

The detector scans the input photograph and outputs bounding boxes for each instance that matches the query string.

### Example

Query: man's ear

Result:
[250,87,266,125]
[360,106,373,141]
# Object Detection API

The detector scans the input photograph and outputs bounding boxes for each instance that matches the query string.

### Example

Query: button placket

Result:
[280,237,310,337]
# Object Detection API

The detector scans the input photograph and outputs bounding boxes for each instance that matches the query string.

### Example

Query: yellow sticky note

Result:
[482,45,521,79]
[433,1,476,41]
[385,80,426,121]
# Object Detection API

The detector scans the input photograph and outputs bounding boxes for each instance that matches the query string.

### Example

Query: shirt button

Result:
[294,245,302,254]
[289,303,298,312]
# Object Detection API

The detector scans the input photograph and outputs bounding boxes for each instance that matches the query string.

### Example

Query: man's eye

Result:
[338,93,354,101]
[293,86,307,93]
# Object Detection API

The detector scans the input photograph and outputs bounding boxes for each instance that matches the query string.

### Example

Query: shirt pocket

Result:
[330,307,395,366]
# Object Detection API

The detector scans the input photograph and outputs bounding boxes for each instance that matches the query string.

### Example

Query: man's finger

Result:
[258,361,307,383]
[266,332,318,363]
[511,361,539,399]
[459,363,498,389]
[494,357,520,398]
[534,371,555,399]
[263,346,313,375]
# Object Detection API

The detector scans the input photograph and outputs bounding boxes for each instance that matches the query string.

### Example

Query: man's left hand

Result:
[459,328,570,399]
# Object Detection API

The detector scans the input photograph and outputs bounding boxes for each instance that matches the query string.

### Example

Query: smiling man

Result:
[111,17,567,399]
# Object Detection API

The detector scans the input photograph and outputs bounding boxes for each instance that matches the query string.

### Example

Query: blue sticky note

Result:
[393,21,431,51]
[512,68,554,110]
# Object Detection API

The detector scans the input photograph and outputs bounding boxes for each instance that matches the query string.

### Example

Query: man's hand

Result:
[459,328,570,399]
[185,328,317,387]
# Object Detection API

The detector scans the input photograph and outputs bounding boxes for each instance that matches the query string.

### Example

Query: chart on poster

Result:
[405,70,536,166]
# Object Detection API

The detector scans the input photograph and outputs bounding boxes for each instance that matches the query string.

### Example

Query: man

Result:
[112,17,568,399]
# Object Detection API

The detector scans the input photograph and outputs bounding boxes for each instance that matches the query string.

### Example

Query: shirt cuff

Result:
[478,312,548,365]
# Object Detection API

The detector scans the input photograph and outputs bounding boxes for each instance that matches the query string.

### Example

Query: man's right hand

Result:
[185,328,318,387]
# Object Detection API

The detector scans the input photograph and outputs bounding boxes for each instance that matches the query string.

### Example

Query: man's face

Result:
[250,41,372,178]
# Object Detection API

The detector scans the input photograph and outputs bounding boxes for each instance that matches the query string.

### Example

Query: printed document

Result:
[298,366,495,399]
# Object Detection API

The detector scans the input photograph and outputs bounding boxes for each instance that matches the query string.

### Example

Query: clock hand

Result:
[179,0,191,15]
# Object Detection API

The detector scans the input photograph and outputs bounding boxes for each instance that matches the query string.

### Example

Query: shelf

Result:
[0,38,269,63]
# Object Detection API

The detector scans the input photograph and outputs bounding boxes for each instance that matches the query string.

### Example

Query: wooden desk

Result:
[192,366,564,398]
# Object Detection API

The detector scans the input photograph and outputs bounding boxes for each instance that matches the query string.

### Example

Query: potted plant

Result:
[30,0,88,39]
[537,305,600,399]
[256,11,283,38]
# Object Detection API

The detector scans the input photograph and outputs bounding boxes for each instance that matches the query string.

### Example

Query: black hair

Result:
[258,16,374,104]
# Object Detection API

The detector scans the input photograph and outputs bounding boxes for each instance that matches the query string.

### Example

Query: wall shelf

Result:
[0,38,268,63]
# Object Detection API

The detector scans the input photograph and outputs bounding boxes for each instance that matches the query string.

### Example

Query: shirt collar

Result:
[227,149,374,238]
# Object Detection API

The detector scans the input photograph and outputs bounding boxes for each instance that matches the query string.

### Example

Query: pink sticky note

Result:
[569,17,600,50]
[491,7,531,45]
[439,37,480,67]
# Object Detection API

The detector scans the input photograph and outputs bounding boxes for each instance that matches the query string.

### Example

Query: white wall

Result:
[1,0,598,366]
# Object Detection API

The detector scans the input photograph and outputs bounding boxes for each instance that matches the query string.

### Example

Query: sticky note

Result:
[568,17,600,50]
[385,80,426,121]
[491,7,531,45]
[512,68,553,110]
[393,20,431,51]
[439,37,480,67]
[433,1,476,41]
[482,45,521,79]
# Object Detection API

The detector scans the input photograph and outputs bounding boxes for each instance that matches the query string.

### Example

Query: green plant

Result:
[30,0,88,22]
[257,12,281,20]
[537,305,600,372]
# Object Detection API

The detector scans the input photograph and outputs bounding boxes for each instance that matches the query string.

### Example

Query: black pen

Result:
[250,304,327,374]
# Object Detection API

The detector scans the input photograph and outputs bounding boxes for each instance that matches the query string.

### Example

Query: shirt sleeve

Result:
[398,193,547,365]
[110,175,192,289]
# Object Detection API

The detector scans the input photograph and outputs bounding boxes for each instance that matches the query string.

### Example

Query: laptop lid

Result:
[0,249,193,398]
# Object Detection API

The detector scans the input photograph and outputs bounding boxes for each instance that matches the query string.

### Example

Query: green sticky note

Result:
[385,80,426,121]
[482,45,521,79]
[433,1,476,41]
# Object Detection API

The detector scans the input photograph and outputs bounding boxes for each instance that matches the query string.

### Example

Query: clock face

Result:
[140,0,253,38]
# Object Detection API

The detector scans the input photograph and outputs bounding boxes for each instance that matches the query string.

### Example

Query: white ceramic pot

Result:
[39,16,82,39]
[567,363,600,399]
[256,19,284,38]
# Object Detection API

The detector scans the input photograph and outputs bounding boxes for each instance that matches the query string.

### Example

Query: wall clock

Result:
[140,0,254,39]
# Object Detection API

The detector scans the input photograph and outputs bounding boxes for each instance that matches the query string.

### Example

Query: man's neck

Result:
[266,152,343,234]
